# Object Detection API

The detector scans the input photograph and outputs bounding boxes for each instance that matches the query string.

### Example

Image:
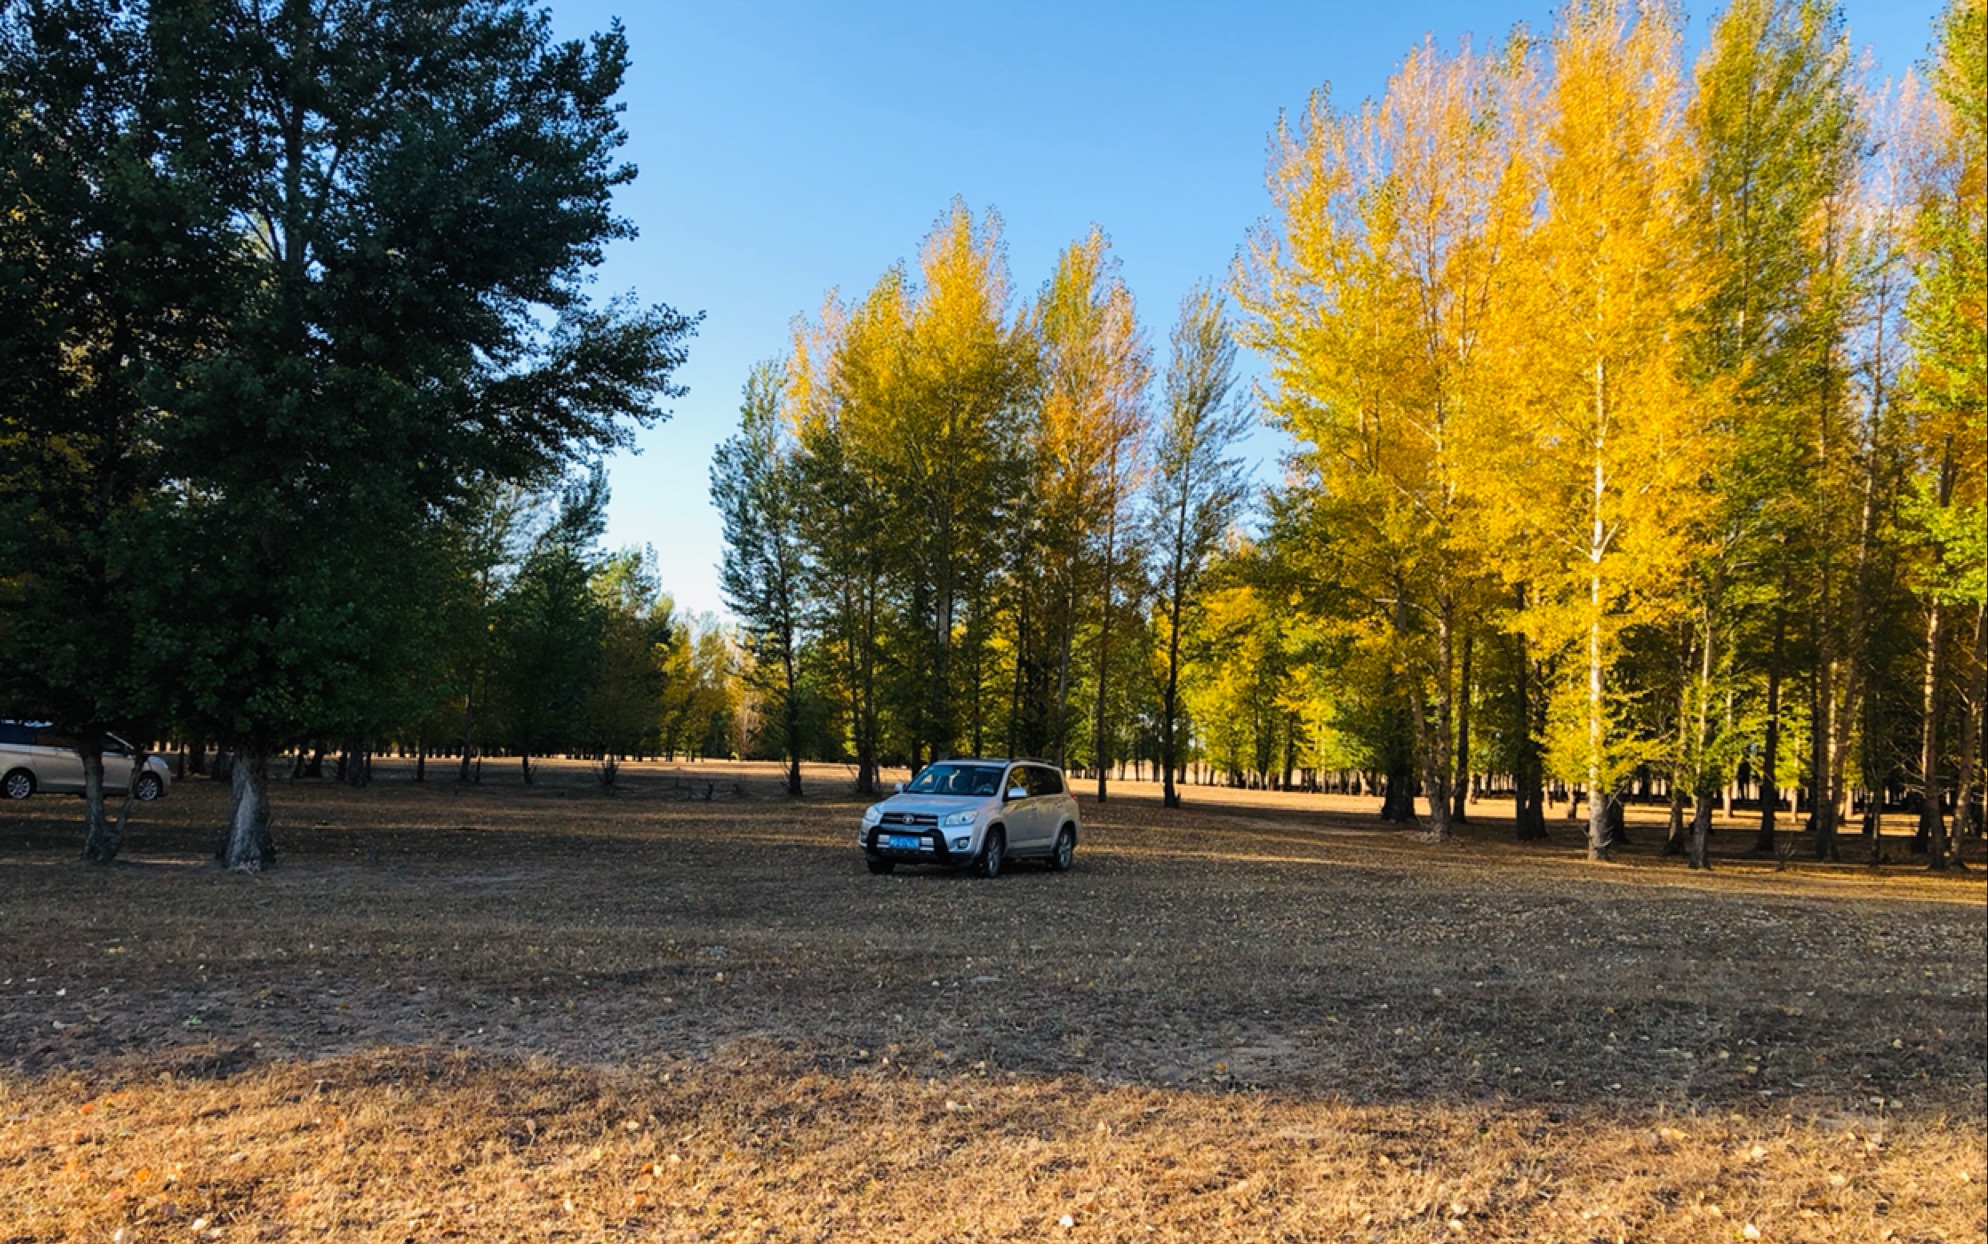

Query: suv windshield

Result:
[905,762,1004,797]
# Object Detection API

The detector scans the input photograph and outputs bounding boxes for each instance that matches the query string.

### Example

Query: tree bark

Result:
[1688,791,1713,871]
[1956,603,1987,840]
[783,638,803,797]
[1094,493,1119,804]
[80,739,116,864]
[459,675,478,783]
[219,749,275,872]
[1512,611,1548,841]
[1919,596,1951,870]
[1450,632,1472,825]
[1380,747,1418,823]
[1664,780,1687,857]
[1755,601,1785,854]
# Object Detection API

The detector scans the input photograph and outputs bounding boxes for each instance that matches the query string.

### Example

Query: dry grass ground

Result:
[1,760,1982,1243]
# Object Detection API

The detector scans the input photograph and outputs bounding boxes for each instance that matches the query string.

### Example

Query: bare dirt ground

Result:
[1,759,1982,1242]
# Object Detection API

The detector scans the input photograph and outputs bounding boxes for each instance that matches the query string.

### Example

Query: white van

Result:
[0,722,170,801]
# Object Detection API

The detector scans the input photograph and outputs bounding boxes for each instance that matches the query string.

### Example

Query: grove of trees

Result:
[0,0,697,867]
[3,0,1979,875]
[714,0,1984,868]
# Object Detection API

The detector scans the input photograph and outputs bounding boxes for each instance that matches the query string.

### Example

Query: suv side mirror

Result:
[1006,785,1027,801]
[893,780,904,793]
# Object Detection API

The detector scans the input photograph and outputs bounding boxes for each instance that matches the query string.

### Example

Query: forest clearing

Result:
[2,761,1981,1242]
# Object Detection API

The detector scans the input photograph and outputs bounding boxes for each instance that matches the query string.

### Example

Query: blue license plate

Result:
[885,833,923,851]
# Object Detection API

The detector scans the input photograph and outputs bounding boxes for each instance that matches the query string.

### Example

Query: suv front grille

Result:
[880,812,938,827]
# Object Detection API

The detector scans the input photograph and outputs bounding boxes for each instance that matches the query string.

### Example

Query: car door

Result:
[1016,764,1054,852]
[100,742,136,794]
[999,763,1041,851]
[1026,764,1069,851]
[31,731,85,793]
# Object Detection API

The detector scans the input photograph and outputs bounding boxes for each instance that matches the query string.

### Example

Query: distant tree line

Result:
[715,0,1984,870]
[0,0,696,869]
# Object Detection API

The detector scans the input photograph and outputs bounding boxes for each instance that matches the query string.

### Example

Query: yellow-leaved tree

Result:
[1239,34,1532,839]
[1480,0,1711,860]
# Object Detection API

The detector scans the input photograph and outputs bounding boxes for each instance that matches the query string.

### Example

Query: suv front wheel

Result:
[974,827,1005,879]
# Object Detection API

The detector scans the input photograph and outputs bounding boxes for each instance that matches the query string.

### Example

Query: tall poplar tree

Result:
[1013,229,1148,775]
[1903,0,1987,869]
[1492,0,1707,860]
[1239,35,1528,838]
[1147,287,1251,810]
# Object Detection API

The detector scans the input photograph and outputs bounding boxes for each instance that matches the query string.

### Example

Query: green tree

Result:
[1146,287,1251,809]
[1011,228,1148,775]
[1903,0,1986,869]
[126,0,693,868]
[488,472,609,783]
[713,361,809,795]
[586,547,673,784]
[0,0,235,859]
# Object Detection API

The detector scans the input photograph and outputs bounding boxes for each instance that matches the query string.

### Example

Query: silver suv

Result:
[0,722,171,802]
[860,758,1079,878]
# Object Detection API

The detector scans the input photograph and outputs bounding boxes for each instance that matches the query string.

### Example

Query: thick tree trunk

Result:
[219,750,275,872]
[80,740,116,864]
[1688,791,1713,871]
[1400,591,1452,841]
[1604,792,1629,848]
[1380,750,1418,823]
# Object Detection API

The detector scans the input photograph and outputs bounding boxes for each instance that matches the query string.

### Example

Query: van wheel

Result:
[2,769,32,800]
[974,827,1005,879]
[135,773,164,801]
[1049,825,1075,872]
[866,858,895,875]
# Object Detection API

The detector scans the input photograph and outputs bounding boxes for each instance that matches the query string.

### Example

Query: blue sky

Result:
[545,0,1948,619]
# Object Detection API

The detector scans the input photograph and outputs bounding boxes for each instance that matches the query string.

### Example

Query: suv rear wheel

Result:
[1049,825,1075,872]
[2,769,32,800]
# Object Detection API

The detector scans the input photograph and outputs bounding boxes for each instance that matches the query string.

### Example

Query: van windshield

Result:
[905,763,1003,797]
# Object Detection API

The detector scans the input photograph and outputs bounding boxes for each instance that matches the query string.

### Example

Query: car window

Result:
[36,733,79,751]
[907,763,1002,796]
[1030,765,1064,795]
[0,722,34,746]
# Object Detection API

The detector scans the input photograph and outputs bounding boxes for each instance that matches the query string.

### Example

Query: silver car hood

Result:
[877,794,994,817]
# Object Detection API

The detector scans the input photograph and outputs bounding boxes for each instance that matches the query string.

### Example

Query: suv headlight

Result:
[861,805,883,825]
[941,809,977,829]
